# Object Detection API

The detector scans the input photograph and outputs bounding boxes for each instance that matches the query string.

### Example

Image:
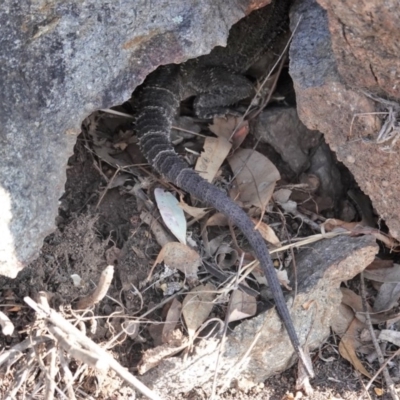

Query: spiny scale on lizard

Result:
[134,0,314,377]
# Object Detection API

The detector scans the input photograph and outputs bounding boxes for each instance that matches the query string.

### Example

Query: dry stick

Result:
[58,350,77,400]
[76,265,114,309]
[48,324,108,371]
[24,297,163,400]
[96,167,120,209]
[0,336,51,368]
[4,349,36,400]
[44,346,57,400]
[360,272,399,400]
[361,348,400,399]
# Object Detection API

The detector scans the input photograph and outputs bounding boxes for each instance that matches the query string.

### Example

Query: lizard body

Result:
[135,0,313,376]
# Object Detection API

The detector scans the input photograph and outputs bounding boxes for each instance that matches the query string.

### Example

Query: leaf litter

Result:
[4,63,400,400]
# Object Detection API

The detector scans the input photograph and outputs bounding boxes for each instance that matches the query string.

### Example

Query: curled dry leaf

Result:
[227,288,257,323]
[195,136,232,183]
[153,242,201,281]
[215,244,238,269]
[155,188,187,244]
[228,148,280,209]
[339,318,372,379]
[182,282,216,337]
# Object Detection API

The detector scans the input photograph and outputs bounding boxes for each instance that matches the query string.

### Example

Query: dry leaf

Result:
[331,304,355,337]
[153,242,201,281]
[182,283,216,336]
[215,244,238,269]
[379,329,400,347]
[140,210,175,248]
[323,221,400,250]
[227,288,257,323]
[195,136,232,183]
[273,188,292,204]
[209,116,249,149]
[366,258,394,271]
[340,287,373,323]
[155,188,187,244]
[179,196,210,219]
[339,318,371,378]
[374,388,384,396]
[205,212,229,227]
[138,330,188,374]
[373,282,400,312]
[276,269,292,290]
[162,298,182,344]
[364,264,400,283]
[228,148,280,209]
[251,218,280,245]
[323,218,362,232]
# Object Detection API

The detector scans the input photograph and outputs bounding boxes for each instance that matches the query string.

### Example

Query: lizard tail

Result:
[135,66,314,376]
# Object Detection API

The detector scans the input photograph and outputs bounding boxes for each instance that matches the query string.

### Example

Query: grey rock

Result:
[290,0,400,239]
[0,0,259,277]
[252,107,321,174]
[141,235,377,396]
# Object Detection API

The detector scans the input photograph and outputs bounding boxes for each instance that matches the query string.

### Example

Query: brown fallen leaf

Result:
[209,115,249,149]
[364,264,400,283]
[179,195,210,219]
[323,220,400,250]
[195,136,232,183]
[373,282,400,312]
[182,282,216,337]
[138,330,188,374]
[366,258,394,271]
[251,218,280,246]
[340,287,373,324]
[150,242,201,282]
[331,303,355,337]
[162,298,182,344]
[227,287,257,323]
[204,212,229,228]
[339,318,372,378]
[228,148,280,209]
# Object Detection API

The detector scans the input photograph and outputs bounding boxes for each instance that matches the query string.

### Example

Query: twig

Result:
[4,349,36,400]
[44,346,57,400]
[360,272,399,400]
[24,296,163,400]
[58,350,77,400]
[361,348,400,399]
[76,265,114,309]
[96,167,121,209]
[0,336,51,368]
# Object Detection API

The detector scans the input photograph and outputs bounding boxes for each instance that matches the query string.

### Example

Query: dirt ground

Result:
[1,69,399,399]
